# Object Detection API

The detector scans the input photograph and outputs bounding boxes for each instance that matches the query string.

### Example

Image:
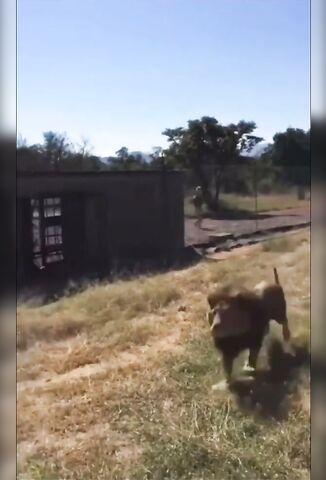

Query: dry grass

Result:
[184,192,310,217]
[17,230,310,480]
[220,192,310,212]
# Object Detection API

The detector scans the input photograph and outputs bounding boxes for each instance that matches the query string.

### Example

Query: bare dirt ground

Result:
[185,206,310,245]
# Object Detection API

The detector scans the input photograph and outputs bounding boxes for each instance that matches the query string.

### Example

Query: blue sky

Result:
[18,0,310,156]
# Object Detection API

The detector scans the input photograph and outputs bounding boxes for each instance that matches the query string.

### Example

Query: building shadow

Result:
[17,246,204,305]
[229,338,310,420]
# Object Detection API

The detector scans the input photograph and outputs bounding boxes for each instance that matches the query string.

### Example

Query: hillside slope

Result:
[18,230,310,480]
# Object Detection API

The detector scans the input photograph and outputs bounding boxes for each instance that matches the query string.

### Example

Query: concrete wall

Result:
[17,171,185,282]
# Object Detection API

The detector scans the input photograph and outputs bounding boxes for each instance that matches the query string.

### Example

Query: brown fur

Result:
[207,267,291,383]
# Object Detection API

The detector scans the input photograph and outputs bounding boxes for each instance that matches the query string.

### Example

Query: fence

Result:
[183,164,310,245]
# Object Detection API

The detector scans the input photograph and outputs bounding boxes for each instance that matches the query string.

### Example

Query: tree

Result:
[72,137,105,171]
[162,116,263,211]
[78,136,92,158]
[17,143,45,171]
[17,132,107,172]
[42,131,72,170]
[107,147,149,171]
[149,146,164,169]
[262,128,310,187]
[115,146,129,160]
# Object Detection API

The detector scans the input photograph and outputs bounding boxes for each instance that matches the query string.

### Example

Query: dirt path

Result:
[185,207,310,246]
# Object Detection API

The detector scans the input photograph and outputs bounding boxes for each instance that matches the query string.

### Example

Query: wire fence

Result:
[183,164,310,244]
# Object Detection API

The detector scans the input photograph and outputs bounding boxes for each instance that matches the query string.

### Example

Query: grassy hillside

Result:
[17,230,310,480]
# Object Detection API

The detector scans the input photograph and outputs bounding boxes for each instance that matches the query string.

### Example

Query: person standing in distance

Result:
[192,186,204,228]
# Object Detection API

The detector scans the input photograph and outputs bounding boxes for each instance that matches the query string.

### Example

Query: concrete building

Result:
[17,171,184,286]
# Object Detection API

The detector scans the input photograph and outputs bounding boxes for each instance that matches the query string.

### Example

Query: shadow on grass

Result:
[229,338,310,420]
[18,246,203,305]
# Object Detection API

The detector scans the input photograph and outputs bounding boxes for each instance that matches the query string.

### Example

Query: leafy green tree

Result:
[162,116,262,210]
[263,128,310,186]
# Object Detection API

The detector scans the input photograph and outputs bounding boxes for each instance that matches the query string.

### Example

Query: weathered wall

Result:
[61,194,86,273]
[104,173,184,255]
[84,195,105,267]
[17,171,185,282]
